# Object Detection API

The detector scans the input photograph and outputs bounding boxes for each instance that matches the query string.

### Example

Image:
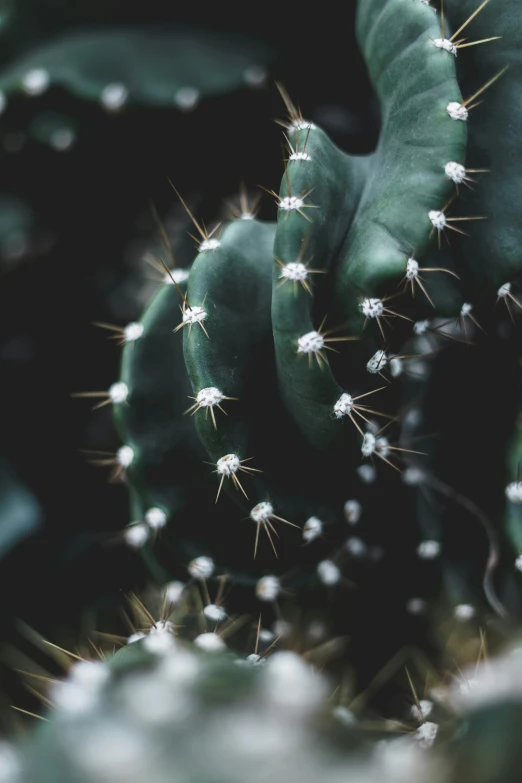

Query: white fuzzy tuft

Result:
[194,632,226,652]
[199,238,221,252]
[406,258,419,280]
[216,453,240,476]
[196,387,225,407]
[22,68,50,96]
[367,349,388,374]
[108,382,128,403]
[117,445,134,467]
[174,86,199,110]
[344,499,362,525]
[165,580,185,604]
[345,536,367,557]
[506,481,522,503]
[445,161,466,183]
[127,631,146,644]
[288,119,315,131]
[515,555,522,572]
[389,357,403,378]
[123,322,144,342]
[188,555,214,580]
[333,393,354,418]
[403,467,426,486]
[414,319,430,335]
[182,305,207,325]
[498,282,511,298]
[407,597,427,615]
[429,210,446,230]
[357,464,377,484]
[317,560,341,585]
[243,65,267,87]
[433,38,457,55]
[297,330,324,354]
[203,604,226,623]
[302,516,322,543]
[289,151,312,162]
[454,603,475,621]
[145,507,167,529]
[415,721,439,748]
[256,575,280,601]
[280,262,308,281]
[360,297,384,318]
[124,523,149,548]
[461,302,473,317]
[361,432,376,457]
[250,501,274,523]
[100,82,128,111]
[164,268,190,284]
[411,699,433,722]
[278,196,304,211]
[417,540,441,559]
[446,101,468,121]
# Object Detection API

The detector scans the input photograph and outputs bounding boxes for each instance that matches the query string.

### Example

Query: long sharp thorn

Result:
[450,0,490,42]
[463,66,509,107]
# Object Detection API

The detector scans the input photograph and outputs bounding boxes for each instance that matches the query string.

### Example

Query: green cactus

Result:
[96,0,521,633]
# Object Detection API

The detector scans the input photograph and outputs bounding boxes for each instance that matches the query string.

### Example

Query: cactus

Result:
[8,0,522,779]
[93,0,521,631]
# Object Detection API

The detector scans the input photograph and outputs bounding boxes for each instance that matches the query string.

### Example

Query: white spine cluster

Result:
[145,507,167,530]
[22,68,50,96]
[250,501,274,523]
[164,268,190,284]
[345,537,367,557]
[303,516,323,543]
[389,357,403,378]
[414,721,439,748]
[216,454,240,476]
[454,603,475,621]
[100,83,128,111]
[317,560,341,585]
[344,499,362,524]
[203,604,227,623]
[194,632,226,652]
[174,86,200,111]
[406,258,419,280]
[360,298,384,318]
[361,432,376,457]
[188,556,214,580]
[333,393,354,418]
[417,540,441,559]
[124,523,150,548]
[165,581,185,604]
[289,151,312,162]
[367,350,388,374]
[432,38,457,55]
[196,387,225,408]
[506,482,522,503]
[256,575,280,601]
[498,282,511,298]
[280,262,308,281]
[515,555,522,572]
[288,120,315,131]
[117,445,134,467]
[297,330,324,354]
[445,161,466,183]
[413,319,430,336]
[182,305,207,326]
[411,699,434,721]
[446,101,468,121]
[278,196,304,211]
[108,382,129,404]
[429,210,446,231]
[199,238,221,252]
[461,302,473,317]
[123,322,144,342]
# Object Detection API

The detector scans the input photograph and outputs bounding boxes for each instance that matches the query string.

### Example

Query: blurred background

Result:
[0,0,379,727]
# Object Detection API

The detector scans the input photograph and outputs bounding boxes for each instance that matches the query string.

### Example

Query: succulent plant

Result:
[93,0,522,638]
